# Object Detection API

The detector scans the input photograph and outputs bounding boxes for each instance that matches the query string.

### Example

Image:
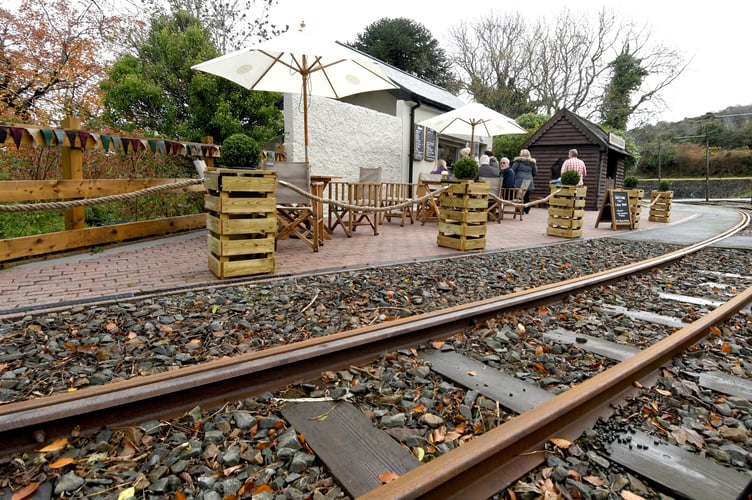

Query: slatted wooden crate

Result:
[547,185,586,238]
[437,180,489,250]
[649,190,672,223]
[627,189,644,229]
[204,169,276,278]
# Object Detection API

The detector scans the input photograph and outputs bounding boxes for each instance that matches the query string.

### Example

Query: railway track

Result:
[0,210,749,498]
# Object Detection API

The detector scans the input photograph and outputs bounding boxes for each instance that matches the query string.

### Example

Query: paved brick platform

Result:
[0,204,705,317]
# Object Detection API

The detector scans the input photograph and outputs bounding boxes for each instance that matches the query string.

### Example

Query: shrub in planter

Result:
[623,176,639,188]
[218,133,261,169]
[658,180,671,191]
[560,169,580,186]
[452,156,479,180]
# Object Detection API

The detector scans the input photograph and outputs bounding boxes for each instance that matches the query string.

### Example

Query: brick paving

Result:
[0,206,689,317]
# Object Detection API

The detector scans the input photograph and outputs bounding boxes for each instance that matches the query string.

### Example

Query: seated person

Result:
[429,159,449,175]
[500,157,515,189]
[478,155,499,177]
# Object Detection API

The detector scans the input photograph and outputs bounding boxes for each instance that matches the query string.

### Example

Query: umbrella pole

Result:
[301,65,310,163]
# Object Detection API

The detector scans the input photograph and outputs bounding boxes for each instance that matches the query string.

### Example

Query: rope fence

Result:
[0,177,557,214]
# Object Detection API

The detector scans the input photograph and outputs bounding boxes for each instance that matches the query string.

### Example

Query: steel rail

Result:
[0,212,747,459]
[361,284,752,500]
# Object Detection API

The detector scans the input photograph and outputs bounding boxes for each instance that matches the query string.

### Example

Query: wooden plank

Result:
[436,234,486,251]
[0,179,204,203]
[0,215,205,263]
[280,401,419,498]
[208,253,275,278]
[544,328,640,362]
[206,213,276,235]
[421,350,550,413]
[694,371,752,401]
[208,234,275,256]
[597,304,686,328]
[605,429,749,499]
[424,349,751,500]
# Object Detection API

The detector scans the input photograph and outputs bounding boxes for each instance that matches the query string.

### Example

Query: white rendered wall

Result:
[282,94,402,182]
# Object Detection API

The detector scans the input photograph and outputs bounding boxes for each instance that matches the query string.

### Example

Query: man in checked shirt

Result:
[561,148,587,186]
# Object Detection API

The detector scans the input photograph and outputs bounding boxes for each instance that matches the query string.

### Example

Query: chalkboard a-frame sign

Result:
[595,189,632,230]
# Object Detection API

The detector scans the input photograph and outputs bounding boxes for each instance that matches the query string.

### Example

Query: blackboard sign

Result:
[413,124,425,161]
[595,189,632,230]
[425,128,437,161]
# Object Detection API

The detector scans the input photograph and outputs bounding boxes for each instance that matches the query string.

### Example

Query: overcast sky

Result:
[269,0,751,125]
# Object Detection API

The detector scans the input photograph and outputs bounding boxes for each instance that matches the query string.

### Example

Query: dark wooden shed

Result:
[522,108,630,211]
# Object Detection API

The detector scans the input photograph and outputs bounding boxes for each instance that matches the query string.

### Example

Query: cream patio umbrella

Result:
[192,23,397,162]
[418,102,527,155]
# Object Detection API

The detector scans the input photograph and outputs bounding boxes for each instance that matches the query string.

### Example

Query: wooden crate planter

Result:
[437,180,489,250]
[649,190,672,222]
[204,169,277,278]
[627,189,644,229]
[547,185,586,238]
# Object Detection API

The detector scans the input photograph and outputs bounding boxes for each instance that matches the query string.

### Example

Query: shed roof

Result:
[523,108,630,156]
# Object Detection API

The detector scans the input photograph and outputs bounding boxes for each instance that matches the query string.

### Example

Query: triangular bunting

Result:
[25,127,41,145]
[122,138,131,154]
[0,126,7,144]
[100,134,111,151]
[65,130,78,147]
[78,131,90,149]
[111,136,121,152]
[40,129,54,146]
[10,127,24,148]
[53,130,65,145]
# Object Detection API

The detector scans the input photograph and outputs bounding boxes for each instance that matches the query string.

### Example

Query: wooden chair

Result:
[327,181,352,237]
[416,173,443,225]
[381,182,414,226]
[500,179,530,221]
[347,181,381,235]
[480,176,503,223]
[359,167,382,183]
[274,162,320,251]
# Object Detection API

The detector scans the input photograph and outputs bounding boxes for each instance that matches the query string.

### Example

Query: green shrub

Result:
[623,176,639,188]
[452,156,479,179]
[658,180,671,191]
[560,169,580,186]
[218,133,261,169]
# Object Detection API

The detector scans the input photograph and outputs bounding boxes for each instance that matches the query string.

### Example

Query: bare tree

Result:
[445,8,688,126]
[447,12,536,117]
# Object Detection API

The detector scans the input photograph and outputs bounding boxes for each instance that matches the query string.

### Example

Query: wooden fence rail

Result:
[1,116,215,265]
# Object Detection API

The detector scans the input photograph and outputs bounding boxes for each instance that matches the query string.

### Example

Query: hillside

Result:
[628,105,752,178]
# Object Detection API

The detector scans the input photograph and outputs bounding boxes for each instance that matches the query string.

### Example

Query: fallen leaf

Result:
[379,471,400,484]
[467,371,477,377]
[517,323,526,334]
[37,438,68,453]
[413,447,425,461]
[535,345,544,356]
[116,488,136,500]
[252,484,274,495]
[709,326,722,337]
[632,380,644,389]
[583,475,604,487]
[11,482,38,500]
[175,492,187,500]
[549,437,572,449]
[622,491,646,500]
[431,341,445,349]
[49,457,75,469]
[722,342,732,353]
[655,388,672,396]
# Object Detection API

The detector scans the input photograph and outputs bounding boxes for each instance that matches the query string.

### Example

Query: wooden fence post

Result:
[61,115,85,230]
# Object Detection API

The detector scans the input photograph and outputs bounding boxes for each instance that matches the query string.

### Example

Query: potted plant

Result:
[547,170,586,238]
[650,180,673,222]
[452,156,479,180]
[623,176,643,229]
[437,156,487,251]
[218,133,262,170]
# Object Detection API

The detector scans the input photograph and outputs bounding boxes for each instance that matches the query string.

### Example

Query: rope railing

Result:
[0,178,205,212]
[0,178,557,214]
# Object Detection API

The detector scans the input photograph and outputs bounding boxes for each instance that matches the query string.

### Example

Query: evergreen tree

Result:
[601,49,648,130]
[352,18,460,92]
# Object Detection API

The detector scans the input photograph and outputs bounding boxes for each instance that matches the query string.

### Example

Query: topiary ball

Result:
[219,133,261,169]
[560,169,580,186]
[452,156,479,180]
[623,176,639,188]
[658,180,671,191]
